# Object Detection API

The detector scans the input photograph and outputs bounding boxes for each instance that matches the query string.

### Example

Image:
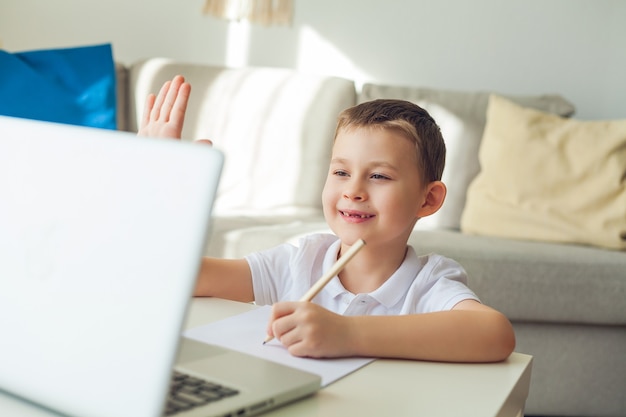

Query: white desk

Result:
[187,298,533,417]
[0,297,532,417]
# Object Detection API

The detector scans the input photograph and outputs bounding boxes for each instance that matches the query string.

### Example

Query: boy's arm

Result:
[137,77,247,299]
[351,300,516,362]
[194,257,255,303]
[268,300,515,363]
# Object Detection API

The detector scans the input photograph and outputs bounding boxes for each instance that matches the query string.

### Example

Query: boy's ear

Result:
[416,181,447,218]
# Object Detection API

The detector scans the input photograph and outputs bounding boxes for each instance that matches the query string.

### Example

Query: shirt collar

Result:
[320,241,422,309]
[369,246,421,308]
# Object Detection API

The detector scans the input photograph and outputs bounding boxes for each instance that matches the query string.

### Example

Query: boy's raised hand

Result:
[137,75,190,140]
[138,75,189,139]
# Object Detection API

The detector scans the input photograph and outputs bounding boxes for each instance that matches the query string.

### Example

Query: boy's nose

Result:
[343,183,366,201]
[344,193,363,201]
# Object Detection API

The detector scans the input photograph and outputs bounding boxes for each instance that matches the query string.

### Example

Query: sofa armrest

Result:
[115,62,129,131]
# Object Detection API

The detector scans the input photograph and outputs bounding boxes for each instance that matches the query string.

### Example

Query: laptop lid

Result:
[0,115,223,417]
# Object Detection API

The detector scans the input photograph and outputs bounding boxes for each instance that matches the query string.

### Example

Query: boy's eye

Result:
[371,173,391,180]
[333,170,349,177]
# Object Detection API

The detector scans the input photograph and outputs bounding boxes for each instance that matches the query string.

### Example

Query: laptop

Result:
[0,116,321,417]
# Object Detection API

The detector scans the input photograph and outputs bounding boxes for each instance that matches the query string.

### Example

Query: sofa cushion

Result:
[0,43,117,129]
[461,95,626,250]
[128,58,356,216]
[359,84,575,231]
[406,229,626,326]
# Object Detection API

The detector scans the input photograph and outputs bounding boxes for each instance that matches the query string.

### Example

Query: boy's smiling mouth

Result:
[339,210,375,219]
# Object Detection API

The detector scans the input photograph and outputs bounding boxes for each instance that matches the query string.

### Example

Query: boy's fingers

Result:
[266,302,297,336]
[151,80,171,121]
[271,302,298,317]
[169,80,190,126]
[141,94,156,128]
[161,76,185,121]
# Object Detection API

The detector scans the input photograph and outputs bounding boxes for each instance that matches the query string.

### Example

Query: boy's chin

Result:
[334,230,370,246]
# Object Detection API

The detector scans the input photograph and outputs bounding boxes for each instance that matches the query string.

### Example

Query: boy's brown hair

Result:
[334,99,446,183]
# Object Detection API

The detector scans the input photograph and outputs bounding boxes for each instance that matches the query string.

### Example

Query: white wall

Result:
[1,0,625,119]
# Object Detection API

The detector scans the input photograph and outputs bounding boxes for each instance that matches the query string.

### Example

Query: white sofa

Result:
[116,58,626,417]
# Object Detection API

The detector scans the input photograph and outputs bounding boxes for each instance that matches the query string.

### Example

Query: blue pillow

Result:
[0,43,117,129]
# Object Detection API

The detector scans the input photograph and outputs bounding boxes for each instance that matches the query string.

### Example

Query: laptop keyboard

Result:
[165,371,240,415]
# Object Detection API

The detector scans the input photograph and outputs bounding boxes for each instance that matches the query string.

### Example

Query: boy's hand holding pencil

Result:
[263,239,366,347]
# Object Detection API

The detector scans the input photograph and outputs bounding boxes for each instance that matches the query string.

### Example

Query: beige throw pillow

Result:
[461,95,626,250]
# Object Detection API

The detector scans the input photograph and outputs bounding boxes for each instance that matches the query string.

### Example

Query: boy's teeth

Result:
[342,211,370,218]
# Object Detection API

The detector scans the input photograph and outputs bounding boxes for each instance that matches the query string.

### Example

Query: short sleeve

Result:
[246,243,297,305]
[404,254,480,313]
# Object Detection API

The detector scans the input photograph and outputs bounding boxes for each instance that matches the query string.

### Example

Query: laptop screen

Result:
[0,115,223,417]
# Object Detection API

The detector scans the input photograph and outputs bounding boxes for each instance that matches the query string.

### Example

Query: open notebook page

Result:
[184,305,374,386]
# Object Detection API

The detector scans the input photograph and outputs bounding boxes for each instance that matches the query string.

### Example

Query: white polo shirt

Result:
[246,234,479,316]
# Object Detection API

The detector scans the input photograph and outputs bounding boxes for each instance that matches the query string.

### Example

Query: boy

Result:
[139,76,515,363]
